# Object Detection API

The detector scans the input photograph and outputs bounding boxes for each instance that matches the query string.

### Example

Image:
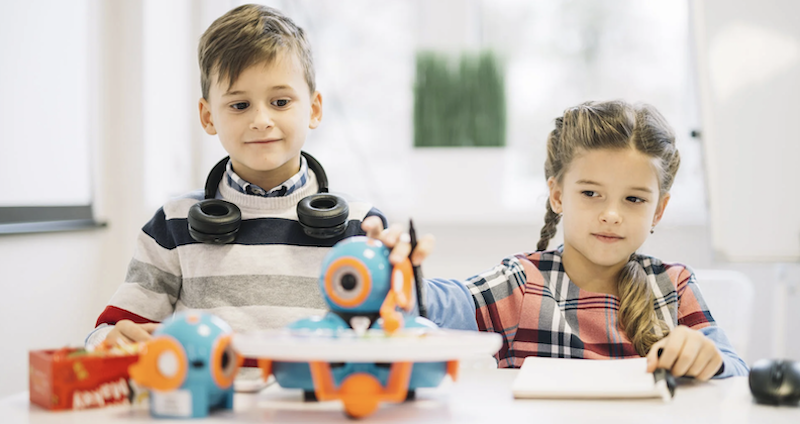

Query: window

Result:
[0,0,102,234]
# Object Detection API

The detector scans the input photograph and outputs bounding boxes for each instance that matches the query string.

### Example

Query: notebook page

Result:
[512,357,670,400]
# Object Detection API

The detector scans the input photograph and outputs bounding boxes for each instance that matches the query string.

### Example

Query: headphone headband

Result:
[205,157,230,200]
[301,151,329,193]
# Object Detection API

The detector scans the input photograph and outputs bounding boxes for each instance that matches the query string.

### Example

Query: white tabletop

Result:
[2,369,797,423]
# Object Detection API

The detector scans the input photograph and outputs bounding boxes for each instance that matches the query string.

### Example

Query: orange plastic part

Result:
[380,258,414,334]
[258,358,273,381]
[128,336,187,392]
[308,361,413,418]
[210,334,242,389]
[447,360,459,382]
[325,257,372,308]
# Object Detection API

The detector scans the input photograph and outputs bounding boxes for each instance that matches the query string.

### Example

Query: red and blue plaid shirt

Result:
[466,248,715,367]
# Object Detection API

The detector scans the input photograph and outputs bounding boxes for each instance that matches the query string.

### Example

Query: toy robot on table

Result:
[128,311,243,418]
[233,236,502,419]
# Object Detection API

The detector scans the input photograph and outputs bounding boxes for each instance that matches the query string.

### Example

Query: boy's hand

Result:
[361,216,435,266]
[646,325,723,381]
[105,320,160,345]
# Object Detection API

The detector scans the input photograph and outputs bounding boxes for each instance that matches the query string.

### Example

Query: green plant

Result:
[413,50,506,147]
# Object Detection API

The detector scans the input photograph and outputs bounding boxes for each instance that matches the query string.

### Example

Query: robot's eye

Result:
[221,350,230,370]
[218,344,236,376]
[157,350,180,377]
[340,272,358,291]
[331,266,365,301]
[324,257,372,308]
[211,335,239,389]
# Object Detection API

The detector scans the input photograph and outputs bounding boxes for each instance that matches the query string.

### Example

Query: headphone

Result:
[187,151,349,244]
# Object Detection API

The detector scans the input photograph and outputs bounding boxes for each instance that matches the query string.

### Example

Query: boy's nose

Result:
[250,107,274,130]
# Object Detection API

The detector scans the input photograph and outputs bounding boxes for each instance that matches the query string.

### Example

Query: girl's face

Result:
[549,147,670,268]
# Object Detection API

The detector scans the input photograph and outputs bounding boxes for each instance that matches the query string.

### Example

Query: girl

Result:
[363,100,748,380]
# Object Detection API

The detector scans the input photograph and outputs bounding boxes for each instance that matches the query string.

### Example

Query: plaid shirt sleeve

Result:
[466,256,528,362]
[668,264,749,377]
[672,265,715,330]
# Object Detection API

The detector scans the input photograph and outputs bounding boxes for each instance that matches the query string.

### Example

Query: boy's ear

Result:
[199,98,217,135]
[309,91,322,129]
[652,192,671,227]
[547,177,563,214]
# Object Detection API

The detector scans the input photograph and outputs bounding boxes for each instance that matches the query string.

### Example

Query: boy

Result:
[87,4,386,347]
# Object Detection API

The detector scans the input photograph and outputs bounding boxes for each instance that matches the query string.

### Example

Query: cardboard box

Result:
[29,347,140,411]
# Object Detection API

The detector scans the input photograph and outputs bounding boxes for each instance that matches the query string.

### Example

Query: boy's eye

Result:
[231,102,249,111]
[272,99,290,107]
[581,191,598,198]
[626,196,646,204]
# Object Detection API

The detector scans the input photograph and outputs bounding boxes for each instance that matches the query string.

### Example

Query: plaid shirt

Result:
[467,248,715,367]
[225,156,308,197]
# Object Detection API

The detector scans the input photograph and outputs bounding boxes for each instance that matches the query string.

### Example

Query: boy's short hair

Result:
[198,4,315,99]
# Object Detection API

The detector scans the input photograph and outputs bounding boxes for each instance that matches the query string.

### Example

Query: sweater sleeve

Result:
[90,208,182,344]
[364,207,388,231]
[674,266,749,378]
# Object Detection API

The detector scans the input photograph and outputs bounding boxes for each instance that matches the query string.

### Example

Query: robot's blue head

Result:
[319,236,411,315]
[129,311,242,393]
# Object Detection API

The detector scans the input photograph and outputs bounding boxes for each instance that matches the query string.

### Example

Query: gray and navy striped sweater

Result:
[87,168,385,346]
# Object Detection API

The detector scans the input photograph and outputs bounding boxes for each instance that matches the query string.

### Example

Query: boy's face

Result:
[199,51,322,189]
[548,147,670,269]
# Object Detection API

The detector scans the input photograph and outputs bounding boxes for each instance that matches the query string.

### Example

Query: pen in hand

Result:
[409,219,427,318]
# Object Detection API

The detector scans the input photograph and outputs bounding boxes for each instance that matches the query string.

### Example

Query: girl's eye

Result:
[272,99,290,107]
[581,191,598,198]
[231,102,249,111]
[626,196,646,204]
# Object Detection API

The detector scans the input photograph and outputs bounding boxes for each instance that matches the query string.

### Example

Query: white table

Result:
[1,370,797,423]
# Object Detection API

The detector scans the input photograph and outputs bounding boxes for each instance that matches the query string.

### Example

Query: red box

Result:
[29,347,140,410]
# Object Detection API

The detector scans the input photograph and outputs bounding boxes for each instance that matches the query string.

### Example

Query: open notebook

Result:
[512,357,675,401]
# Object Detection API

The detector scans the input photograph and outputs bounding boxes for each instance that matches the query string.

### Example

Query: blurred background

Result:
[1,0,798,397]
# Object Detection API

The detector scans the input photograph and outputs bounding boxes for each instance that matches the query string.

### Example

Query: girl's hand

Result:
[105,320,160,345]
[646,325,723,381]
[360,216,435,266]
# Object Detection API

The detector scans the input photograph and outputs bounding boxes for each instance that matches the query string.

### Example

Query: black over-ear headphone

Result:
[187,151,349,244]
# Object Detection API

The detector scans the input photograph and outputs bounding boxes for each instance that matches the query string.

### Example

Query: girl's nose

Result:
[250,105,274,131]
[600,206,622,224]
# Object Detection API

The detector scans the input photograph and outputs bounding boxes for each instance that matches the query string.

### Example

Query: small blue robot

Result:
[267,236,454,417]
[128,311,242,418]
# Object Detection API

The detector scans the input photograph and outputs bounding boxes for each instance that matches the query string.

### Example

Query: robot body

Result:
[129,311,242,418]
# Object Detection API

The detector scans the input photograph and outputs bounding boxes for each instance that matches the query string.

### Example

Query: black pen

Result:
[408,219,428,318]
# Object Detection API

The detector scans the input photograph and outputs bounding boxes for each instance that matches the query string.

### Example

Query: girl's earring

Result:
[650,226,655,234]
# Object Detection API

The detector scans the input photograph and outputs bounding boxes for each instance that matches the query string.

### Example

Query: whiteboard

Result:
[692,0,800,261]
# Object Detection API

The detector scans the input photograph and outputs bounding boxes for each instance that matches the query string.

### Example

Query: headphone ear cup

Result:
[188,199,241,244]
[297,194,349,239]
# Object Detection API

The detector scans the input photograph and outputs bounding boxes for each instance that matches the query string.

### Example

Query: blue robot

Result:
[129,311,242,418]
[267,236,454,417]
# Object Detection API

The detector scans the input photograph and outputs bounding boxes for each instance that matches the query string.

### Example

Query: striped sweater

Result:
[462,249,748,375]
[87,168,385,346]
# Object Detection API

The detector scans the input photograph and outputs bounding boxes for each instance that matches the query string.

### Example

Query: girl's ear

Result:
[309,91,323,129]
[547,177,563,214]
[199,98,217,135]
[652,192,671,227]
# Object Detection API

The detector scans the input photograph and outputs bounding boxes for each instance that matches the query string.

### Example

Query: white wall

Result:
[0,1,150,398]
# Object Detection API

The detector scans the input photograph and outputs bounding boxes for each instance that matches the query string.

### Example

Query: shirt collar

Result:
[225,156,309,198]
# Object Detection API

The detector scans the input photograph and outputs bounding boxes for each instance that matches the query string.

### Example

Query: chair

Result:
[692,270,754,361]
